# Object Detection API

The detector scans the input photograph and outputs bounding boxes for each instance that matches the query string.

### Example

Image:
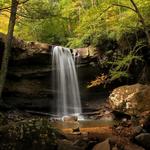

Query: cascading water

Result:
[52,46,82,118]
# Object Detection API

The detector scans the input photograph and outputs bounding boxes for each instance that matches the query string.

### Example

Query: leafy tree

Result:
[67,0,150,48]
[14,0,70,45]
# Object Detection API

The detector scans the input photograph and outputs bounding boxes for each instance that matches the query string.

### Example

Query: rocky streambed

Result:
[0,106,149,150]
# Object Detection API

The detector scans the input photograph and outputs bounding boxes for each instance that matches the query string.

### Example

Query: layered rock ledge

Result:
[0,33,102,111]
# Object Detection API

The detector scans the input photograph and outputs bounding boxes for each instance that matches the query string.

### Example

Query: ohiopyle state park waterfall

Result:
[52,46,82,118]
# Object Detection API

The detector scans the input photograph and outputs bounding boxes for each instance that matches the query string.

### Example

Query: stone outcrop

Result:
[0,33,102,111]
[109,83,150,115]
[92,139,110,150]
[135,133,150,149]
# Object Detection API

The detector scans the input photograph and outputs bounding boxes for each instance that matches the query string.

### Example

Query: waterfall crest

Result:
[52,46,82,117]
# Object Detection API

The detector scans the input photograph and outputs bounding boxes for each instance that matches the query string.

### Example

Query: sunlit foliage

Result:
[0,0,11,33]
[1,0,150,46]
[87,74,108,88]
[0,0,149,84]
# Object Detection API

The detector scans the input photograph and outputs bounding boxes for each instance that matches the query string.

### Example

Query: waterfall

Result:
[52,46,82,117]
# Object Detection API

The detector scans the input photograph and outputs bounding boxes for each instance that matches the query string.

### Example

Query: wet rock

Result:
[72,132,81,135]
[87,140,99,150]
[109,84,150,115]
[131,115,140,126]
[72,126,81,135]
[75,46,96,58]
[133,126,144,136]
[142,113,150,132]
[63,116,78,122]
[57,139,82,150]
[124,145,145,150]
[135,133,150,149]
[92,139,110,150]
[112,111,131,120]
[112,146,118,150]
[99,113,114,121]
[119,118,131,127]
[72,127,80,132]
[122,118,127,122]
[82,132,89,140]
[73,139,88,149]
[109,136,144,150]
[116,126,123,131]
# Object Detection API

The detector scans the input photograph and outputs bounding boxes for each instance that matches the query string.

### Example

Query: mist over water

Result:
[52,46,82,117]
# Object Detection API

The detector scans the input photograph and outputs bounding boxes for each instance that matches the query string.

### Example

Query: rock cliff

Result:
[0,33,102,111]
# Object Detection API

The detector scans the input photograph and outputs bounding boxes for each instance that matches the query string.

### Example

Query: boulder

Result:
[75,46,97,58]
[87,140,99,150]
[139,111,150,132]
[109,136,145,150]
[99,111,114,121]
[92,139,110,150]
[109,84,150,115]
[73,139,88,149]
[143,117,150,133]
[112,147,118,150]
[135,133,150,149]
[63,116,78,122]
[57,139,82,150]
[132,126,144,136]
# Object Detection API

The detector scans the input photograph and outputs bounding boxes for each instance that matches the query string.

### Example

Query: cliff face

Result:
[0,33,102,111]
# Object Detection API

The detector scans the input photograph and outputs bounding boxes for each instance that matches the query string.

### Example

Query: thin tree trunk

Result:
[91,0,97,7]
[0,0,18,101]
[130,0,150,46]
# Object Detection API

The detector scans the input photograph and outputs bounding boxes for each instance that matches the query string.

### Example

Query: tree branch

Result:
[0,6,11,11]
[100,5,112,17]
[0,0,30,11]
[16,12,69,21]
[99,3,136,18]
[112,3,136,13]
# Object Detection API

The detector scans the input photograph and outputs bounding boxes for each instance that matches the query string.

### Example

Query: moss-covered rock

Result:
[109,84,150,115]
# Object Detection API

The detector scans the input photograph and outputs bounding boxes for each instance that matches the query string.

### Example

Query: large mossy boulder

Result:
[109,84,150,115]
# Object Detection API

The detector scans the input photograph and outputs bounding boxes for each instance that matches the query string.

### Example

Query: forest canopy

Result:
[0,0,150,47]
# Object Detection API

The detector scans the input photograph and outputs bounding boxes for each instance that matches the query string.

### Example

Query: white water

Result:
[52,46,82,117]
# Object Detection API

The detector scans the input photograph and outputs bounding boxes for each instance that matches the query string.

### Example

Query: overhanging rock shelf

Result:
[0,33,102,111]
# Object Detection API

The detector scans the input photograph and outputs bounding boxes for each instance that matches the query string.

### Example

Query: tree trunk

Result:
[91,0,97,7]
[0,0,18,101]
[130,0,150,46]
